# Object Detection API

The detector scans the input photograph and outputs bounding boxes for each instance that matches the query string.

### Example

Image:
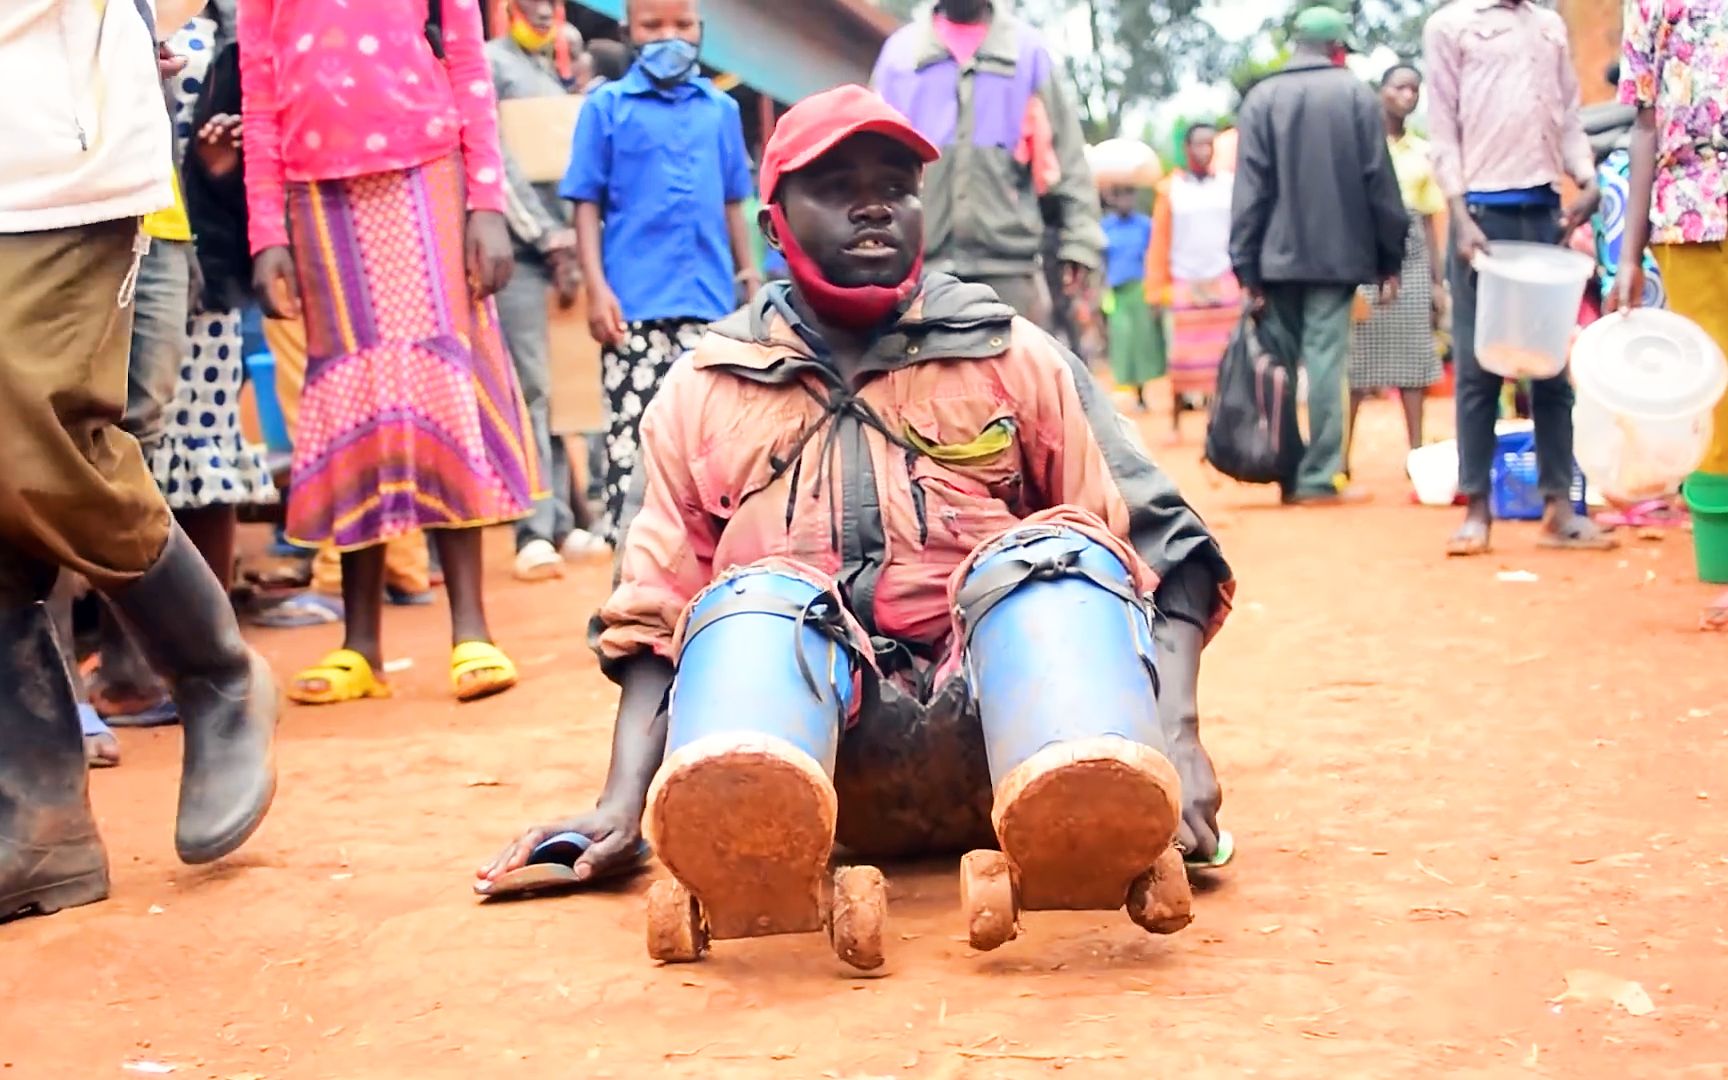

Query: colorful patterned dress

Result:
[284,154,540,549]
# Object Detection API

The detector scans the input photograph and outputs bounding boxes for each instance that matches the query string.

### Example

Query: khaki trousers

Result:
[0,220,172,604]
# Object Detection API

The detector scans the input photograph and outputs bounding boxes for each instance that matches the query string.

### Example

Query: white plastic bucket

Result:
[1473,242,1594,380]
[1407,441,1459,507]
[1572,308,1728,503]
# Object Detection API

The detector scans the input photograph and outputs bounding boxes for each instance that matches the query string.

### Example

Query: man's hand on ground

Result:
[252,246,301,320]
[1170,727,1223,863]
[476,803,643,888]
[465,210,515,300]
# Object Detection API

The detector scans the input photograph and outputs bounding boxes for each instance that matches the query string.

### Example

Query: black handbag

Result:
[1203,310,1305,486]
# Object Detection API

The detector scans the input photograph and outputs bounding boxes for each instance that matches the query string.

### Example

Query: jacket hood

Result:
[699,272,1019,381]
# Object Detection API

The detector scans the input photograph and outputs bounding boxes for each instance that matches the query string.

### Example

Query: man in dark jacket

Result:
[1230,6,1408,504]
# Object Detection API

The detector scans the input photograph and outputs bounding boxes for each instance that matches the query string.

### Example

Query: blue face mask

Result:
[637,37,700,86]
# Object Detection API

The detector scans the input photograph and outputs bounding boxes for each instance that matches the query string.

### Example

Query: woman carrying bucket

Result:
[1612,0,1728,629]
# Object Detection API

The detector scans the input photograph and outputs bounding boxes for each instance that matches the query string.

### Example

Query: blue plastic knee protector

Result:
[667,568,856,775]
[959,526,1160,784]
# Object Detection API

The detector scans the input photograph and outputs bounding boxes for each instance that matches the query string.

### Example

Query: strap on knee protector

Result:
[679,571,871,726]
[954,525,1160,697]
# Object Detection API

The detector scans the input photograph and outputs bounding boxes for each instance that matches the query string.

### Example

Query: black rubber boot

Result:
[102,524,277,864]
[0,602,110,921]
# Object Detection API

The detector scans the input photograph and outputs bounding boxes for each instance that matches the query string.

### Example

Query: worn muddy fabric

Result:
[0,220,171,603]
[592,273,1233,681]
[834,673,994,857]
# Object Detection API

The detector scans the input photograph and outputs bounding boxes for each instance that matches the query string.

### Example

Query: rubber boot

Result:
[101,524,277,865]
[0,603,109,920]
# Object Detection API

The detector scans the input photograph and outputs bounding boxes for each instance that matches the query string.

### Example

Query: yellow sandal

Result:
[289,649,392,705]
[452,641,518,703]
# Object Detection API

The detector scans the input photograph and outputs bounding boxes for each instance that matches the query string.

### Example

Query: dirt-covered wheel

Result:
[645,878,708,963]
[960,849,1019,952]
[827,865,888,972]
[1126,845,1194,935]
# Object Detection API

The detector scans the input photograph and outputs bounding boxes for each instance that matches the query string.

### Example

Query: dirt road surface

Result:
[6,400,1727,1078]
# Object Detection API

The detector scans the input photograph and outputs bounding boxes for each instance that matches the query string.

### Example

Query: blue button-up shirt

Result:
[1101,211,1152,290]
[561,66,753,324]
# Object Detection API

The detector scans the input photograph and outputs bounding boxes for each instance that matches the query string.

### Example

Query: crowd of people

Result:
[1,0,1723,964]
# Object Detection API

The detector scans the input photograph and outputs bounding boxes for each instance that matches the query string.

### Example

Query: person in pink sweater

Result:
[240,0,540,706]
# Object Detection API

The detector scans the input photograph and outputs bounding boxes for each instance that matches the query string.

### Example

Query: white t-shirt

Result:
[1167,170,1235,284]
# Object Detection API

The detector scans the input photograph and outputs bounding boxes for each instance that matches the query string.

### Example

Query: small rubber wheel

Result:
[646,878,709,963]
[1126,846,1194,935]
[828,865,888,972]
[960,849,1018,952]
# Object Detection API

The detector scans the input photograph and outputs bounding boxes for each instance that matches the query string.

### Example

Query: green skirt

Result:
[1107,281,1166,388]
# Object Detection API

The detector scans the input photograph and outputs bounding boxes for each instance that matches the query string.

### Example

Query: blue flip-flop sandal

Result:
[476,831,652,900]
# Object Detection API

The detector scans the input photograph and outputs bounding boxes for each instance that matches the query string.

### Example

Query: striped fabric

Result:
[284,153,539,550]
[1165,274,1242,398]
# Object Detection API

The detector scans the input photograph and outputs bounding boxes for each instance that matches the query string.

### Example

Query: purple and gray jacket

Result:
[872,10,1103,281]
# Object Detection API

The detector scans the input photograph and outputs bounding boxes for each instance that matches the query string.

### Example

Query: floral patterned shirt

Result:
[1619,0,1728,244]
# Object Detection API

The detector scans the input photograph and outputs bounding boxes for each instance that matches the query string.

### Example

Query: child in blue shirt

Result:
[561,0,758,542]
[1100,185,1165,411]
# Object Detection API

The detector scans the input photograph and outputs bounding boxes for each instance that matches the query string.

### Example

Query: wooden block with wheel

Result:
[642,733,888,972]
[961,736,1189,952]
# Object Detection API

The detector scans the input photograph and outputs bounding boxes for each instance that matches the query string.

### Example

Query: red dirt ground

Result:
[6,399,1728,1079]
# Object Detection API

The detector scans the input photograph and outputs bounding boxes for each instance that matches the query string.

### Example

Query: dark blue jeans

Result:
[1448,202,1576,501]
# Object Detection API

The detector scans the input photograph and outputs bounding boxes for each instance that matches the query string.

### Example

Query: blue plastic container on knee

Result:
[668,568,855,775]
[961,527,1161,784]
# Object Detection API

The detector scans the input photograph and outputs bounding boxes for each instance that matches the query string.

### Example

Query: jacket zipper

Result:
[60,4,92,151]
[905,449,929,547]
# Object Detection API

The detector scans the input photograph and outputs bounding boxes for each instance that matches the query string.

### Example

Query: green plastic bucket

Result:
[1683,472,1728,584]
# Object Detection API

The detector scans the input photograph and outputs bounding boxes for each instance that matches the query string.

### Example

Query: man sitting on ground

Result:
[477,87,1234,942]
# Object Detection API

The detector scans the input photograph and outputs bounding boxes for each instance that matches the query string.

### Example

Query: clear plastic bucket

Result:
[1473,241,1595,380]
[1572,309,1728,503]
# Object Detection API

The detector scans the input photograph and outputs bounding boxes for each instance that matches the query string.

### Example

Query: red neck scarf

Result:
[769,205,923,332]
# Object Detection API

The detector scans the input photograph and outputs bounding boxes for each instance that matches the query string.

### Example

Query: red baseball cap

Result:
[759,85,941,204]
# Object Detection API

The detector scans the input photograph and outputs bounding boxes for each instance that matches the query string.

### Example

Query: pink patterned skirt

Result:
[284,153,539,550]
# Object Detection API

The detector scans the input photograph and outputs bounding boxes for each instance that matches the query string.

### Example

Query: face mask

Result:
[637,37,700,86]
[511,14,557,54]
[769,205,924,332]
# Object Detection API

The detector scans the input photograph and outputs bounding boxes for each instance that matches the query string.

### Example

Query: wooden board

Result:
[549,286,604,435]
[499,95,585,184]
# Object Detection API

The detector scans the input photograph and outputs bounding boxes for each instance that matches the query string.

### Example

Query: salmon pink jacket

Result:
[594,274,1233,677]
